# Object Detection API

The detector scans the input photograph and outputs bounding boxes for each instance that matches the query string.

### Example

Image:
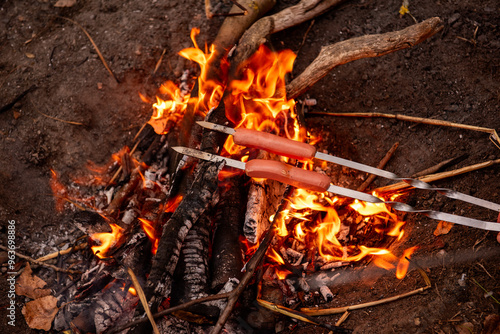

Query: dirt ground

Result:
[1,0,499,333]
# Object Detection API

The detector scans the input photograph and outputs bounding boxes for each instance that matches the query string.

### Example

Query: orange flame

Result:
[128,286,137,296]
[396,246,418,279]
[90,223,125,259]
[147,28,226,135]
[222,45,312,158]
[138,218,159,255]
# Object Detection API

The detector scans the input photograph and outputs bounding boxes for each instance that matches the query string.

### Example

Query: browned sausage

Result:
[245,159,330,193]
[233,128,316,161]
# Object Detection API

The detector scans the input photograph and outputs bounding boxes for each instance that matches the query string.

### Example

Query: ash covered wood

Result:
[210,176,246,291]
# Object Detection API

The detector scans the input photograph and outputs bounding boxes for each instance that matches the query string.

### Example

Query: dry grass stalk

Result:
[357,141,399,192]
[36,242,87,262]
[300,268,431,316]
[309,111,500,148]
[376,158,500,193]
[127,267,160,334]
[0,245,82,275]
[57,16,119,84]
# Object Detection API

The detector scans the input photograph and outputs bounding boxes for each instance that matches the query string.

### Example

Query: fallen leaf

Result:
[454,322,474,334]
[433,221,454,236]
[16,263,51,299]
[25,53,35,59]
[22,295,58,331]
[483,314,500,334]
[13,110,21,119]
[54,0,77,7]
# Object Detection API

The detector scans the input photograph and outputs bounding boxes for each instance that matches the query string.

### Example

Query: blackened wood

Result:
[210,176,246,291]
[171,213,220,323]
[142,160,224,316]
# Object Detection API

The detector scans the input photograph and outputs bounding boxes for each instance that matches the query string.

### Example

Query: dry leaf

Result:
[483,314,500,334]
[22,295,58,331]
[54,0,77,7]
[433,221,454,236]
[16,263,51,299]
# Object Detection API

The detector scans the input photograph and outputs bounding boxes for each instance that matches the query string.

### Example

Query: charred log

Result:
[140,160,224,320]
[170,212,220,323]
[210,176,246,291]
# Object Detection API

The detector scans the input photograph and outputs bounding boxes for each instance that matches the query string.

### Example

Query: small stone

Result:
[97,82,103,90]
[448,13,461,25]
[414,317,421,326]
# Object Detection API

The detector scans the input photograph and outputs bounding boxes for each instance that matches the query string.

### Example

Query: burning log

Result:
[286,17,444,99]
[244,153,286,243]
[210,176,246,291]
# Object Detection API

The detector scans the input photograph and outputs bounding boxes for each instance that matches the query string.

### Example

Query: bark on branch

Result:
[287,17,444,99]
[233,0,346,65]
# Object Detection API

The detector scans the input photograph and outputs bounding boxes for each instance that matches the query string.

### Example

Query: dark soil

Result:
[1,0,499,333]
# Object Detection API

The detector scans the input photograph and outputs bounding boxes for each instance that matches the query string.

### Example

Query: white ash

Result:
[303,98,317,106]
[121,209,137,225]
[319,285,334,302]
[285,279,296,294]
[104,187,114,205]
[320,261,349,271]
[297,276,310,293]
[144,169,156,189]
[209,277,239,311]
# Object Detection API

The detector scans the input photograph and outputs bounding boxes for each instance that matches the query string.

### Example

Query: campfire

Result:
[9,2,500,334]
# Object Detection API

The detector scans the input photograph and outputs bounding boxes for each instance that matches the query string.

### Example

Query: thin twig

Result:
[376,158,500,193]
[357,141,399,192]
[411,154,467,178]
[36,242,87,262]
[127,267,160,334]
[308,111,500,149]
[296,19,315,55]
[257,298,349,332]
[30,98,84,126]
[0,245,82,275]
[153,49,166,75]
[300,283,430,316]
[57,16,119,84]
[108,292,231,333]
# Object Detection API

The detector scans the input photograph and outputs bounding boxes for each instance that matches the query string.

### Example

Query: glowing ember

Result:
[128,286,137,296]
[90,223,125,259]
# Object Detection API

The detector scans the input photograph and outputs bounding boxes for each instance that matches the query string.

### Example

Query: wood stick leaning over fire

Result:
[308,111,500,148]
[286,17,444,99]
[376,158,500,193]
[232,0,346,66]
